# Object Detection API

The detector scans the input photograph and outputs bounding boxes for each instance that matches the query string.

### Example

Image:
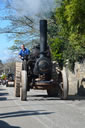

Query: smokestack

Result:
[40,20,47,56]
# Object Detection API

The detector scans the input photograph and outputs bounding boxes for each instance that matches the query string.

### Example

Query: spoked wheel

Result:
[20,70,27,101]
[15,62,22,97]
[59,67,69,100]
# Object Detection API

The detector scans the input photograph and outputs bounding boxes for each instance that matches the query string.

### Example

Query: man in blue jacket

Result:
[19,44,30,59]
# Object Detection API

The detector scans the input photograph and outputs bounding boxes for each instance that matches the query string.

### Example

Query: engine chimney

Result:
[40,20,47,57]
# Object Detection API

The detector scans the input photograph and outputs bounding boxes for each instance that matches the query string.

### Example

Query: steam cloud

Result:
[10,0,56,18]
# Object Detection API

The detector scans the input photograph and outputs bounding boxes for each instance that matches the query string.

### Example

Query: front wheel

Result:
[59,67,69,100]
[20,70,27,101]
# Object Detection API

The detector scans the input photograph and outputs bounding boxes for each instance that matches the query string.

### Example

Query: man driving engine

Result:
[19,44,30,60]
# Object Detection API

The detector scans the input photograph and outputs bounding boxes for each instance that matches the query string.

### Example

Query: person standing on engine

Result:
[19,44,30,60]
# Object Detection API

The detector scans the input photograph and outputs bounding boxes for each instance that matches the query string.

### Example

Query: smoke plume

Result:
[10,0,56,18]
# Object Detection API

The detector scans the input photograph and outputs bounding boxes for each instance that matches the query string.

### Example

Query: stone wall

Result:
[68,61,85,95]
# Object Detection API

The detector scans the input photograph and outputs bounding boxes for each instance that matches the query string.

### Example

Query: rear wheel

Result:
[15,62,22,97]
[20,70,27,101]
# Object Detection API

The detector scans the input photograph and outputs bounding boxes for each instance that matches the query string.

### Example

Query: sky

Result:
[0,0,14,62]
[0,34,13,61]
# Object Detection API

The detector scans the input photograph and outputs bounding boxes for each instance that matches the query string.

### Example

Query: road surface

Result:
[0,85,85,128]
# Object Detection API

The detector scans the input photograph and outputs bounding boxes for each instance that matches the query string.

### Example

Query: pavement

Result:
[0,85,85,128]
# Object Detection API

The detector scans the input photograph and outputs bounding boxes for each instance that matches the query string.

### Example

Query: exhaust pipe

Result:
[40,20,47,57]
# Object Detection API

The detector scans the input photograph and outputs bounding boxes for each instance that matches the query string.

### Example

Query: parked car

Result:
[6,73,14,87]
[2,80,6,85]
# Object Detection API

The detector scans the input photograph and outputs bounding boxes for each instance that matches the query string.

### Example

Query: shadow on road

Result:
[0,97,7,101]
[0,120,20,128]
[27,94,60,101]
[0,93,8,96]
[0,88,6,91]
[0,86,9,101]
[27,94,85,101]
[68,95,85,101]
[0,93,8,101]
[0,110,53,119]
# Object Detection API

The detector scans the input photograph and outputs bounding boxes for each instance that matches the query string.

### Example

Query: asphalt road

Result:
[0,85,85,128]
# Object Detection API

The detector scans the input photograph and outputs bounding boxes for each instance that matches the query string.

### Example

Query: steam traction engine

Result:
[15,20,69,101]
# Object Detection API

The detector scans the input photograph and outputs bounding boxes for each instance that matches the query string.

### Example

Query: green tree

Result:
[48,0,85,70]
[1,74,6,80]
